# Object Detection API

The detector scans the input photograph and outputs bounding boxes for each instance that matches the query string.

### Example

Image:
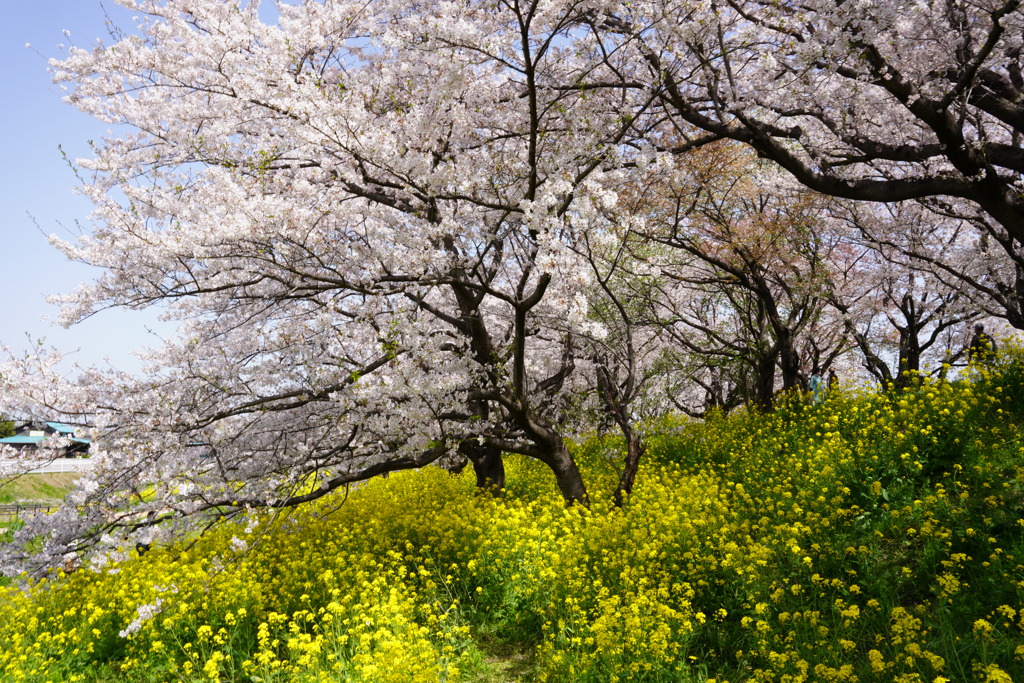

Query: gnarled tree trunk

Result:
[460,441,506,496]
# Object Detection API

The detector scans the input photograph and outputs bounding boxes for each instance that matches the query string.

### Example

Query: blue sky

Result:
[2,2,170,374]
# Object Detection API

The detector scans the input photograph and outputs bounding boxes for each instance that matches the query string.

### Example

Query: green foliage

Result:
[2,352,1024,681]
[0,417,14,439]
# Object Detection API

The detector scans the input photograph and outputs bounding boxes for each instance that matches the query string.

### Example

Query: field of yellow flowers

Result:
[1,355,1024,682]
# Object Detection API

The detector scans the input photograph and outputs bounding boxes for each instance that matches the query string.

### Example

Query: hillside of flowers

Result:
[2,355,1024,682]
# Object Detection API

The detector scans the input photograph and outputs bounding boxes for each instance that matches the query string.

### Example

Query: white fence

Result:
[0,458,95,474]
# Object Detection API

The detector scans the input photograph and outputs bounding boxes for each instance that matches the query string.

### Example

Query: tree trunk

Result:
[895,330,922,389]
[596,364,646,507]
[843,319,894,387]
[752,351,778,411]
[460,441,506,496]
[778,330,801,393]
[537,433,589,505]
[612,427,646,508]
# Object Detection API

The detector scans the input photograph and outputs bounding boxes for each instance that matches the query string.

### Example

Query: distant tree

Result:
[848,201,1024,332]
[637,143,848,409]
[0,417,13,439]
[828,204,978,385]
[571,186,679,506]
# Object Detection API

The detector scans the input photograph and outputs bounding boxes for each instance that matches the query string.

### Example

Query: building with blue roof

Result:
[0,421,90,456]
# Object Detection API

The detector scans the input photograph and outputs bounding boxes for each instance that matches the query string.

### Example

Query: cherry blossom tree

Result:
[634,142,848,409]
[827,203,980,386]
[0,0,665,573]
[849,200,1024,333]
[618,0,1024,245]
[569,188,677,506]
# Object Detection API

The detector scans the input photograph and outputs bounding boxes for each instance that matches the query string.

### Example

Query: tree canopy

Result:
[634,0,1024,240]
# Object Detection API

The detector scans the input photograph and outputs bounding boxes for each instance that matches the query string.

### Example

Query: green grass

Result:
[0,473,81,503]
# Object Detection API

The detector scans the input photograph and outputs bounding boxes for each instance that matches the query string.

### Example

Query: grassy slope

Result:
[1,356,1024,682]
[0,473,81,503]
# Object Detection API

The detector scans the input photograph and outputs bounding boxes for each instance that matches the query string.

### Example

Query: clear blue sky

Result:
[2,2,170,374]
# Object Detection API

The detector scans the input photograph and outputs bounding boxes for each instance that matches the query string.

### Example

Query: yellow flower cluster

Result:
[0,345,1022,681]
